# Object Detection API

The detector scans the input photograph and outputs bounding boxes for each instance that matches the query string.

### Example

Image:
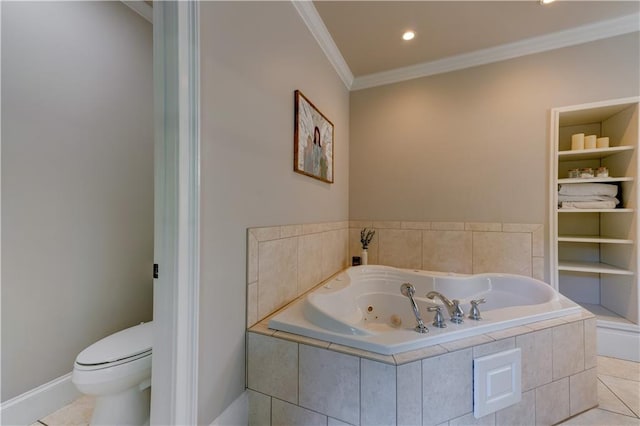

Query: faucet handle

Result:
[450,299,464,324]
[427,306,447,328]
[468,298,486,321]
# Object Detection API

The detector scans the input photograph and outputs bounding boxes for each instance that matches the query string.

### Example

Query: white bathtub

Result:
[268,265,581,355]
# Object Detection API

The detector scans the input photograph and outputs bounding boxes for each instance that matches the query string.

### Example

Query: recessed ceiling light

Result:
[402,31,415,41]
[539,0,555,4]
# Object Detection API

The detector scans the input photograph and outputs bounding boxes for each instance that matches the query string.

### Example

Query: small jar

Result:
[596,167,609,178]
[580,168,594,178]
[568,169,580,179]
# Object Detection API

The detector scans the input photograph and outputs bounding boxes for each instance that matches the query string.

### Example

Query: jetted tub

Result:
[268,265,581,355]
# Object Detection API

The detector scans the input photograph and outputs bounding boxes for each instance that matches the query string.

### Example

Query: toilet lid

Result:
[76,321,153,366]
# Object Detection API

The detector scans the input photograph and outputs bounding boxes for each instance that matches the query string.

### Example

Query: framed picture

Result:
[294,90,334,183]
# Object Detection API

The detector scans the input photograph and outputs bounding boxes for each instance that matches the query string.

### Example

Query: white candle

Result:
[571,133,584,150]
[596,137,609,148]
[584,135,597,149]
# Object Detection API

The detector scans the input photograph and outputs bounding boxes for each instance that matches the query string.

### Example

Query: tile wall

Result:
[247,221,544,327]
[247,310,597,426]
[349,221,544,279]
[247,222,349,327]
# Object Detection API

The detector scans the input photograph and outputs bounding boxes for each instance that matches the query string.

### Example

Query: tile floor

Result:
[31,356,639,426]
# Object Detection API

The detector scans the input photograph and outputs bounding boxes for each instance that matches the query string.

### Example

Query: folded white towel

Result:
[561,200,617,209]
[558,183,617,197]
[558,195,619,204]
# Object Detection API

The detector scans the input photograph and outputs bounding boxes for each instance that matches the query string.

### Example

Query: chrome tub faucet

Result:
[426,291,464,324]
[400,283,428,334]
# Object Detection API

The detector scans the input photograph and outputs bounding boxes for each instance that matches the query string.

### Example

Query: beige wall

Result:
[1,2,153,401]
[199,2,349,423]
[350,33,640,225]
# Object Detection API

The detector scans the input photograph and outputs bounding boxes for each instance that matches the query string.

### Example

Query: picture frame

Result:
[294,90,334,183]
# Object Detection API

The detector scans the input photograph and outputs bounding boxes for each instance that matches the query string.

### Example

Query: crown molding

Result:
[122,1,153,23]
[291,0,354,90]
[352,13,640,91]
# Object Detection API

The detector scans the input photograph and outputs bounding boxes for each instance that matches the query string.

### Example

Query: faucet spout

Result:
[426,291,464,324]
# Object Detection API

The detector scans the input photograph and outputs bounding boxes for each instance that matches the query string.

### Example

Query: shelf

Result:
[557,208,634,213]
[579,303,636,326]
[558,235,634,244]
[558,145,634,161]
[557,177,633,184]
[558,260,634,275]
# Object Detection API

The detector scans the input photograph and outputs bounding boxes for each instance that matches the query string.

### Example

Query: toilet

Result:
[72,321,153,426]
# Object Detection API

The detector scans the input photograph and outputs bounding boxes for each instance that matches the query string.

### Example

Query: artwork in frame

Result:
[294,90,334,183]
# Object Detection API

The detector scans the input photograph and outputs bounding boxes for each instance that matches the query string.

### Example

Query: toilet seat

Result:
[75,322,152,369]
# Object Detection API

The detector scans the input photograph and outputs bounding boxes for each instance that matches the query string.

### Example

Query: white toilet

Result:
[72,321,153,426]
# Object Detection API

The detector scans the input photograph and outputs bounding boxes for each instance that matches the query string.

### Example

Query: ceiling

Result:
[314,1,640,77]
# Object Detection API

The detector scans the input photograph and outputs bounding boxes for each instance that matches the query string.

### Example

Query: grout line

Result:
[597,376,638,418]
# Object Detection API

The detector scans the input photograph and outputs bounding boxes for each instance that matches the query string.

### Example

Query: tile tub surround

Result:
[247,222,350,327]
[348,221,544,279]
[247,309,597,425]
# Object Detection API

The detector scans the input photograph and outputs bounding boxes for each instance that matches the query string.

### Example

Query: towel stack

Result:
[558,183,619,209]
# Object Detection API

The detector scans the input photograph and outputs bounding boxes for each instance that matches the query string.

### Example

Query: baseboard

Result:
[0,372,80,426]
[597,321,640,362]
[209,391,248,426]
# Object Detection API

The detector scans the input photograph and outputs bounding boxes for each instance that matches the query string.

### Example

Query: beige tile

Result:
[397,361,422,426]
[599,375,640,417]
[271,398,327,426]
[527,317,566,331]
[473,232,532,275]
[516,328,552,391]
[532,225,544,257]
[553,321,585,380]
[502,223,541,233]
[249,321,276,336]
[532,257,545,281]
[495,389,535,426]
[299,345,360,425]
[322,229,348,279]
[328,343,395,365]
[350,220,373,228]
[247,282,258,327]
[393,344,448,366]
[472,337,515,358]
[597,356,640,382]
[257,237,298,319]
[570,368,599,416]
[440,334,493,352]
[584,318,597,370]
[251,226,281,242]
[401,221,431,230]
[431,222,465,231]
[558,408,640,425]
[247,333,298,404]
[248,390,271,426]
[422,349,473,425]
[597,379,635,417]
[273,331,331,349]
[280,224,302,238]
[465,222,501,232]
[486,325,532,341]
[378,229,422,269]
[536,378,570,426]
[449,412,495,425]
[328,417,353,426]
[41,395,95,426]
[361,359,397,426]
[298,233,324,294]
[248,231,259,283]
[372,220,401,229]
[422,230,472,274]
